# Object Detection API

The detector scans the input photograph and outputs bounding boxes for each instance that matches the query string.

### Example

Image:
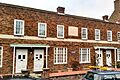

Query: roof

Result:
[0,2,119,25]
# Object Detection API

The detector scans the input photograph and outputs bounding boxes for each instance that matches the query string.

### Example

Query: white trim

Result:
[94,46,117,49]
[57,25,64,38]
[12,46,15,75]
[54,47,67,64]
[114,49,117,68]
[0,34,120,44]
[117,32,120,41]
[10,44,50,48]
[117,48,120,61]
[107,30,112,41]
[0,46,3,68]
[38,23,47,37]
[46,47,48,68]
[14,19,24,36]
[95,29,100,41]
[81,28,88,40]
[79,48,91,63]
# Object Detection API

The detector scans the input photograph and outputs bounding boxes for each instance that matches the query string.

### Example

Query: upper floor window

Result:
[54,47,67,64]
[14,19,24,35]
[107,30,112,41]
[57,25,64,38]
[95,29,100,40]
[80,48,90,63]
[81,28,88,39]
[0,46,3,67]
[38,23,47,37]
[117,49,120,61]
[117,32,120,41]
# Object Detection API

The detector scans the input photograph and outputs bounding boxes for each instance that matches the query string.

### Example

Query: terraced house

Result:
[0,1,120,75]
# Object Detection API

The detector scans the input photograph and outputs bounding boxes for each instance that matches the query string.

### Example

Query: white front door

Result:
[34,49,44,71]
[95,50,103,66]
[16,49,28,73]
[106,50,112,66]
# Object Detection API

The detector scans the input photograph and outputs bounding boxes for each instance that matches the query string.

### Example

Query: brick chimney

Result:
[57,7,65,14]
[102,15,109,21]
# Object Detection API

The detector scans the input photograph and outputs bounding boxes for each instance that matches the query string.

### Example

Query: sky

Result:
[0,0,114,19]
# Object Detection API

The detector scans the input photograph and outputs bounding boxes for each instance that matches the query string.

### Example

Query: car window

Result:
[94,74,102,80]
[103,74,116,80]
[116,74,120,78]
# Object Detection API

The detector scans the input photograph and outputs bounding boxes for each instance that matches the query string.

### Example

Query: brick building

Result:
[109,0,120,23]
[0,2,120,75]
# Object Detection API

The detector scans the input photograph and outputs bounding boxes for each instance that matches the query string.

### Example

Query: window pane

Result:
[15,20,24,35]
[80,48,90,63]
[39,24,45,36]
[54,48,67,64]
[58,27,63,37]
[18,55,21,59]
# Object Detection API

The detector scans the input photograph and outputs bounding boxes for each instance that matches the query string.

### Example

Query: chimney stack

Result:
[57,7,65,14]
[102,15,109,21]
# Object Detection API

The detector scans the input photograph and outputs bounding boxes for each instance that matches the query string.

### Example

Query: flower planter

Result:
[67,68,73,72]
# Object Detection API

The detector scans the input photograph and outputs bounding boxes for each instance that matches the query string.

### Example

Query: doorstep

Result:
[49,70,88,77]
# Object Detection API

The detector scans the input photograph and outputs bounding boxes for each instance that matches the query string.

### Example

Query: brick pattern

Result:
[0,3,120,74]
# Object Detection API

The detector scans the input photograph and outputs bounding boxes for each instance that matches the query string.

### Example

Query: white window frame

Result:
[107,30,112,41]
[81,28,88,40]
[38,23,47,37]
[57,25,64,38]
[95,29,100,40]
[0,46,3,67]
[14,19,24,36]
[79,48,90,63]
[117,32,120,41]
[117,48,120,61]
[54,47,67,64]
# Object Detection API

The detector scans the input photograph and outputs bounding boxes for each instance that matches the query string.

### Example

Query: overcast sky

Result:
[0,0,114,19]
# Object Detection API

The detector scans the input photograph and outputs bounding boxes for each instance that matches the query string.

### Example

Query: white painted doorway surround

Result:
[15,49,28,73]
[34,49,44,71]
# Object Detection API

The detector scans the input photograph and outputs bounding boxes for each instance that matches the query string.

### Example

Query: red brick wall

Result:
[0,3,120,74]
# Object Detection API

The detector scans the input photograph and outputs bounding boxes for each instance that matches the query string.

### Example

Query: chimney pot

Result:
[57,7,65,14]
[102,15,109,21]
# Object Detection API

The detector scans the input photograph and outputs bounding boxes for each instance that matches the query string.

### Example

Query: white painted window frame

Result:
[79,48,90,63]
[95,29,100,40]
[117,48,120,61]
[38,23,47,37]
[81,28,88,40]
[0,46,3,67]
[117,32,120,41]
[54,47,67,64]
[14,19,24,36]
[107,30,112,41]
[57,25,64,38]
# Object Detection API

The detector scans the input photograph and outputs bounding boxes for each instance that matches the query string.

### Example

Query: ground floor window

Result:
[0,46,3,67]
[117,48,120,61]
[80,48,90,63]
[54,47,67,64]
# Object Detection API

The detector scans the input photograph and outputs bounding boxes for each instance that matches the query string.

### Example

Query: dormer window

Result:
[14,19,24,36]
